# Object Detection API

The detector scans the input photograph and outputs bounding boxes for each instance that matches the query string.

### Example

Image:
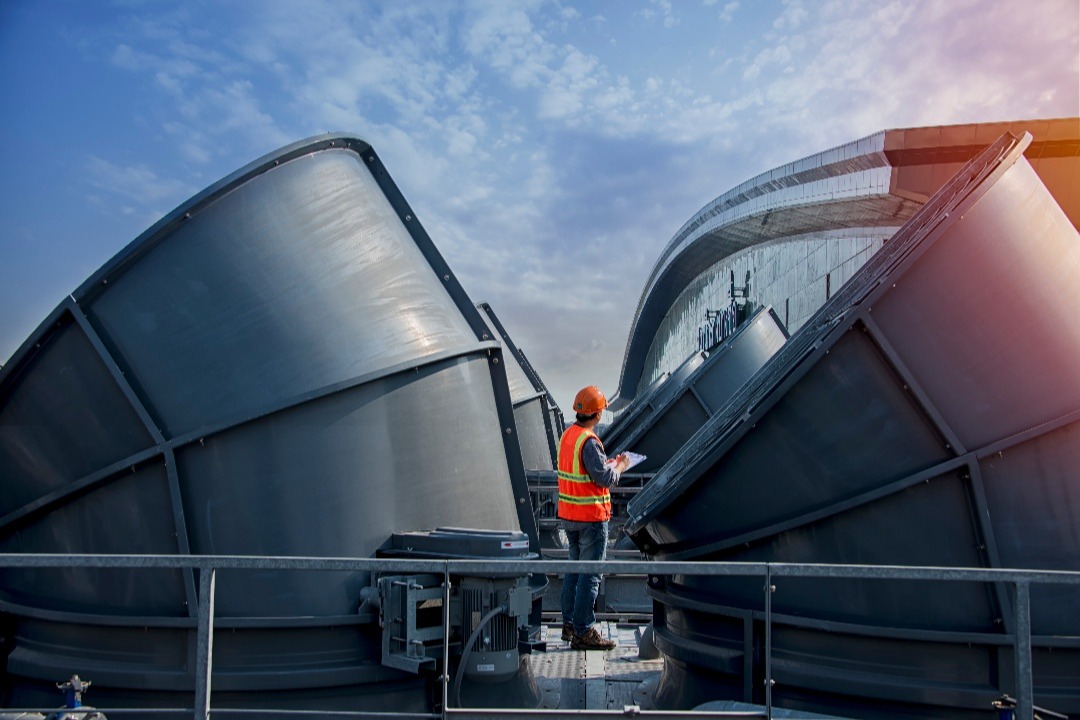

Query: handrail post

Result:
[765,563,773,719]
[195,565,216,720]
[1014,581,1033,720]
[441,562,451,718]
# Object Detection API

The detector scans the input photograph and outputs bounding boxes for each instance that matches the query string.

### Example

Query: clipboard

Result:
[605,451,647,472]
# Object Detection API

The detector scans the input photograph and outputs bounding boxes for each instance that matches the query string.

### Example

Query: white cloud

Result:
[84,156,193,219]
[773,0,808,30]
[538,47,602,120]
[11,0,1076,407]
[640,0,679,28]
[463,1,554,88]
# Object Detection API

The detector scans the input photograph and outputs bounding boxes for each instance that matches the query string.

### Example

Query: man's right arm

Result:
[581,437,621,488]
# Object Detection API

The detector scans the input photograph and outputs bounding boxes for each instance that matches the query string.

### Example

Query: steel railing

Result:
[1,553,1077,720]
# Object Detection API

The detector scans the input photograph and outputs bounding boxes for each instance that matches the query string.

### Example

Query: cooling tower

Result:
[0,135,540,713]
[625,133,1080,718]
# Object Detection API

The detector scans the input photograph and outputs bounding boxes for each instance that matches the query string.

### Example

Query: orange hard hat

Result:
[573,385,607,415]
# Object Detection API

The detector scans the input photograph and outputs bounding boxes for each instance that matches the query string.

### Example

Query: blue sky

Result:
[2,0,1077,410]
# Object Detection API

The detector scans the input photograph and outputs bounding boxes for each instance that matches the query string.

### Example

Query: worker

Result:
[558,385,630,650]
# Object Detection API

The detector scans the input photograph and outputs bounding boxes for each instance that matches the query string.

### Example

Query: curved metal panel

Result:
[85,149,477,438]
[0,462,186,616]
[627,133,1080,717]
[0,315,153,516]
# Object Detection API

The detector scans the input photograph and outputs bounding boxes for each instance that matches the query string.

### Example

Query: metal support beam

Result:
[858,314,965,455]
[441,565,452,719]
[195,567,217,720]
[1014,581,1033,720]
[764,565,773,718]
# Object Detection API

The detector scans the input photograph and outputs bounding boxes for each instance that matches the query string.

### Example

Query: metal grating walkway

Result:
[532,622,662,710]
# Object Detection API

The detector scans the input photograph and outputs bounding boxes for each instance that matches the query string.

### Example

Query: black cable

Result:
[451,603,507,709]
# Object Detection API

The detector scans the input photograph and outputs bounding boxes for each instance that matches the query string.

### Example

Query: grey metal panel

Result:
[0,315,153,516]
[666,473,995,632]
[980,420,1080,635]
[0,462,187,616]
[176,355,519,618]
[867,158,1080,450]
[651,350,707,410]
[85,149,477,438]
[626,134,1080,716]
[514,396,555,471]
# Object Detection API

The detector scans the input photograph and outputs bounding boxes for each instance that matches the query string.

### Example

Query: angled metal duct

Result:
[602,307,788,475]
[0,135,538,713]
[625,133,1080,717]
[603,351,707,453]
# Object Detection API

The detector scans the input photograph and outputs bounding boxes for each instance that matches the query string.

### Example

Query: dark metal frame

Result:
[476,302,563,467]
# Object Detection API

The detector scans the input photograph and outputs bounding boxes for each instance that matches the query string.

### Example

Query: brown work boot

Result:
[560,622,576,642]
[571,626,616,651]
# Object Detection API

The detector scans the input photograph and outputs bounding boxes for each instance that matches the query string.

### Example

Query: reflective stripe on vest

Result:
[557,424,612,522]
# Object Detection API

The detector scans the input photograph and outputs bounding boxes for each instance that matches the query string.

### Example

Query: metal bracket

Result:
[378,573,445,674]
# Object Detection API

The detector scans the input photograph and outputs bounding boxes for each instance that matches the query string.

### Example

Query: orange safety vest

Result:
[557,424,612,522]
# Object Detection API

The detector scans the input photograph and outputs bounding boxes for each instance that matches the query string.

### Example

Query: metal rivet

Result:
[443,274,450,281]
[504,427,512,434]
[405,215,412,221]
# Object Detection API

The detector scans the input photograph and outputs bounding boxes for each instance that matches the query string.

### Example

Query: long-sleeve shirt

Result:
[581,436,620,488]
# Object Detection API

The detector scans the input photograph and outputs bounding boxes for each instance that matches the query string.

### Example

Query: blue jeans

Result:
[560,520,608,632]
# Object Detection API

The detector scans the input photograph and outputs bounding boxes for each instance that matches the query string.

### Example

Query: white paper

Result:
[606,451,647,472]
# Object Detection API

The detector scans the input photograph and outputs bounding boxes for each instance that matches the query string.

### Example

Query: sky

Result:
[1,0,1077,413]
